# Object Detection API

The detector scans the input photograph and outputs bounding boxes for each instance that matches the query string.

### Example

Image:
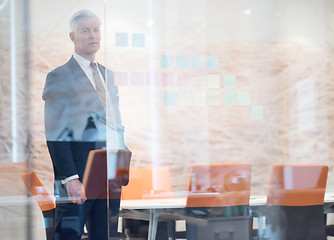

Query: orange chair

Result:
[121,167,174,200]
[21,171,56,212]
[267,164,328,206]
[182,163,252,240]
[83,149,131,200]
[21,172,55,240]
[262,164,328,240]
[121,167,174,239]
[186,163,251,207]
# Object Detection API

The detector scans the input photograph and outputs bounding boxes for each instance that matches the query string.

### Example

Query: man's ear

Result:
[69,32,75,42]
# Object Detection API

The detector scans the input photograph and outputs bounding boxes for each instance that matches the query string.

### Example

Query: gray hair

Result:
[69,10,101,32]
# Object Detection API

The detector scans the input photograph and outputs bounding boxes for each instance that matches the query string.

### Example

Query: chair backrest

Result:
[21,172,56,212]
[266,164,328,206]
[186,163,251,208]
[121,167,174,200]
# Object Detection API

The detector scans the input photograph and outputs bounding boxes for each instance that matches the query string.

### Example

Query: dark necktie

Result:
[90,62,106,109]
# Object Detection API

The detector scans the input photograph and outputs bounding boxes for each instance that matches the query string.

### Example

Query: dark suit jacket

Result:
[43,56,126,182]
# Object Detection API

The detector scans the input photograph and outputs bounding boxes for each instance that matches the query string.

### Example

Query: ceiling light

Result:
[244,9,252,15]
[146,20,154,26]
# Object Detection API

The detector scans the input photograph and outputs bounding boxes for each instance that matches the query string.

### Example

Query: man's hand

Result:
[66,179,87,205]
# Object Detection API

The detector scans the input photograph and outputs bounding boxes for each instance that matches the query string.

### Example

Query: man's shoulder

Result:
[47,58,74,78]
[43,58,76,99]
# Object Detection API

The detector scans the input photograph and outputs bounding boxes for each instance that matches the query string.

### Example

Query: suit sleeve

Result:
[43,70,78,180]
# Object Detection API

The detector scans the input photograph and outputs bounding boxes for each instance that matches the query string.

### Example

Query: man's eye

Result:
[94,29,100,32]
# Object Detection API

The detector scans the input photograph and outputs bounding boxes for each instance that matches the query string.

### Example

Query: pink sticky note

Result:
[161,73,176,86]
[131,72,147,86]
[114,72,128,86]
[177,73,190,86]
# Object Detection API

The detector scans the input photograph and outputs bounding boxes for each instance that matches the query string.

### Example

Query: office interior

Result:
[2,0,334,239]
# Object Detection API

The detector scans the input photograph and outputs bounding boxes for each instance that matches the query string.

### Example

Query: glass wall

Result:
[0,0,33,239]
[104,0,334,238]
[2,0,334,239]
[105,0,334,195]
[106,1,333,191]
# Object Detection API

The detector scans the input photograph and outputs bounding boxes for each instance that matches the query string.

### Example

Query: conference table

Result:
[120,193,334,240]
[1,193,334,240]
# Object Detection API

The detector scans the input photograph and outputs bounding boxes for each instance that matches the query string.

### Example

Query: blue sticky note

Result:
[161,55,174,69]
[224,75,236,89]
[191,55,204,69]
[164,92,176,106]
[176,56,189,69]
[132,33,145,48]
[115,32,128,47]
[238,92,250,105]
[252,106,263,119]
[207,56,219,69]
[224,92,236,105]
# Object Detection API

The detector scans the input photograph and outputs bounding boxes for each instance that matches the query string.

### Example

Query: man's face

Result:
[70,16,101,57]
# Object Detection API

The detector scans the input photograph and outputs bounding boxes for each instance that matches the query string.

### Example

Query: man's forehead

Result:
[77,16,101,28]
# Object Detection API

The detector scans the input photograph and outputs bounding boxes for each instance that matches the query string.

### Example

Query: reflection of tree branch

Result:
[0,0,9,12]
[88,111,106,125]
[4,143,11,153]
[56,111,121,141]
[88,112,122,132]
[314,11,334,42]
[0,136,11,153]
[25,130,33,166]
[56,127,69,141]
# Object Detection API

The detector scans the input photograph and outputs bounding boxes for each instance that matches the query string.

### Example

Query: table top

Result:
[120,195,268,209]
[120,193,334,210]
[1,193,333,209]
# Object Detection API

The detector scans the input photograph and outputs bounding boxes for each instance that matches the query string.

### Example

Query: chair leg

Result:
[166,220,176,240]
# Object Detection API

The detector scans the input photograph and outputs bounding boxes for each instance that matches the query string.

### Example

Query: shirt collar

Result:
[73,53,97,69]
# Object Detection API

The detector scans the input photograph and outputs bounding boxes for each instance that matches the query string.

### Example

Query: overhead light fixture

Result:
[244,9,252,15]
[146,20,154,26]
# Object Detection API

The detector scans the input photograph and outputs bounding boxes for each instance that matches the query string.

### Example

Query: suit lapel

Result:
[68,57,107,112]
[68,56,96,93]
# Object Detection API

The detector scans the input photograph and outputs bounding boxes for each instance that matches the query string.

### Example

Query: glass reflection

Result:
[185,163,251,240]
[42,10,128,240]
[3,0,334,240]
